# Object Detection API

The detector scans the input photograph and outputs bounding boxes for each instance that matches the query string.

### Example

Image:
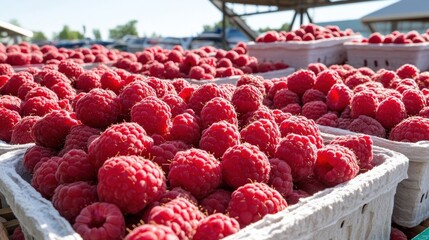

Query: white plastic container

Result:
[344,42,429,71]
[319,125,429,228]
[0,140,33,156]
[246,36,361,69]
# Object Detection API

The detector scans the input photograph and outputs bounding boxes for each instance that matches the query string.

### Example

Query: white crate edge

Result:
[0,140,34,155]
[0,150,82,240]
[246,36,362,50]
[227,145,408,240]
[318,125,429,227]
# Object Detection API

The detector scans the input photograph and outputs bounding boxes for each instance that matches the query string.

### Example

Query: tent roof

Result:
[0,20,33,38]
[221,0,380,10]
[362,0,429,23]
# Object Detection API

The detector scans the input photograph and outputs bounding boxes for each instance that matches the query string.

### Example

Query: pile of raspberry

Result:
[353,30,429,44]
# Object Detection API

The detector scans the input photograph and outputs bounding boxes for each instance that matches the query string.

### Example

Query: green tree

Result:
[32,31,47,41]
[258,23,290,33]
[9,19,21,27]
[93,29,102,40]
[57,25,84,40]
[109,20,138,39]
[203,19,235,32]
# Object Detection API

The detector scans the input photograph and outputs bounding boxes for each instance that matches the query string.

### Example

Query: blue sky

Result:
[1,0,398,39]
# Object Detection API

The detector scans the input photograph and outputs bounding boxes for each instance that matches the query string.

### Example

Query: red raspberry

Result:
[100,70,125,94]
[286,189,310,205]
[295,177,326,196]
[98,155,166,214]
[41,71,71,89]
[221,143,270,188]
[357,67,375,77]
[0,107,21,142]
[348,115,386,138]
[350,90,379,119]
[419,106,429,118]
[275,134,317,181]
[326,83,353,112]
[344,74,371,90]
[75,71,101,92]
[25,86,59,101]
[267,79,288,100]
[1,72,33,96]
[302,101,328,120]
[6,52,31,66]
[287,70,316,97]
[31,110,79,149]
[314,69,342,94]
[415,72,429,90]
[271,109,291,125]
[162,94,188,118]
[74,202,126,240]
[148,197,205,239]
[330,134,373,169]
[124,224,178,240]
[376,96,407,129]
[75,88,120,129]
[59,125,100,156]
[21,96,61,117]
[52,181,98,222]
[372,69,398,88]
[231,85,263,114]
[199,121,240,159]
[396,64,419,79]
[131,97,171,136]
[171,78,191,93]
[31,156,61,199]
[302,89,326,105]
[11,226,24,240]
[239,106,275,127]
[17,81,40,100]
[227,182,287,227]
[118,81,156,117]
[315,144,359,187]
[0,63,14,76]
[390,227,407,240]
[240,119,280,157]
[56,149,97,184]
[236,74,266,95]
[188,83,227,115]
[149,140,189,174]
[200,189,231,215]
[268,158,293,197]
[145,77,176,98]
[402,89,426,116]
[193,213,240,240]
[0,75,9,90]
[200,97,237,129]
[168,148,222,199]
[23,145,57,173]
[390,116,429,142]
[170,112,201,146]
[316,112,339,127]
[272,88,300,109]
[88,122,153,169]
[10,115,40,144]
[307,63,328,75]
[58,60,84,80]
[50,81,76,100]
[279,115,323,148]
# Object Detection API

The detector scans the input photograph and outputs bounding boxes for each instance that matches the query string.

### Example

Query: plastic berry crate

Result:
[246,36,361,69]
[0,141,408,240]
[344,42,429,71]
[319,125,429,228]
[0,140,34,156]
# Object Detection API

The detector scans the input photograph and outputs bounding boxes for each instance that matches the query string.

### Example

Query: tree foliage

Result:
[56,25,84,40]
[109,20,139,39]
[203,19,235,32]
[93,29,102,40]
[32,31,47,41]
[258,23,290,33]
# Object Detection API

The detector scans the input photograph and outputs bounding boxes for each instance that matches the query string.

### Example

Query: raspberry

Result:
[420,106,429,118]
[350,90,379,119]
[21,96,61,117]
[31,110,79,149]
[402,89,426,116]
[11,226,24,240]
[51,81,76,100]
[281,103,301,115]
[23,145,57,173]
[145,77,175,98]
[6,52,31,66]
[267,79,288,100]
[31,156,61,199]
[170,112,201,146]
[348,115,386,138]
[227,182,287,227]
[100,70,125,94]
[98,155,166,214]
[199,121,240,159]
[326,83,352,112]
[75,71,101,92]
[236,74,266,95]
[200,189,231,215]
[149,140,189,173]
[193,213,240,240]
[316,112,339,127]
[390,117,429,142]
[221,143,270,188]
[17,81,39,100]
[272,88,300,109]
[271,109,291,125]
[268,158,293,197]
[240,119,280,157]
[0,107,21,142]
[396,64,419,79]
[59,125,100,156]
[56,149,97,184]
[171,78,191,93]
[118,81,156,116]
[302,101,328,121]
[330,134,373,169]
[10,115,40,144]
[344,74,371,90]
[124,224,178,240]
[157,187,198,205]
[295,177,326,196]
[390,227,407,240]
[147,197,205,239]
[357,67,375,77]
[415,72,429,90]
[168,148,222,199]
[372,69,398,88]
[58,60,84,80]
[307,63,328,75]
[0,63,14,76]
[52,181,98,222]
[200,97,237,129]
[41,71,71,89]
[287,70,316,97]
[376,96,407,129]
[314,144,359,187]
[75,88,120,129]
[162,94,188,118]
[1,72,33,96]
[314,69,342,94]
[88,122,153,169]
[302,89,326,105]
[286,189,310,205]
[74,202,126,240]
[188,83,227,115]
[25,86,59,101]
[279,115,323,148]
[131,97,171,136]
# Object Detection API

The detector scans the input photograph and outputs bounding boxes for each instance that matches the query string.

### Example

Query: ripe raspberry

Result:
[227,182,287,227]
[75,71,101,92]
[193,213,240,240]
[287,70,316,97]
[171,78,191,93]
[0,107,21,142]
[271,109,291,125]
[240,119,280,157]
[131,97,171,136]
[376,96,407,129]
[267,79,288,100]
[372,69,398,88]
[145,77,176,99]
[100,70,125,94]
[344,74,371,90]
[168,148,222,199]
[88,122,153,169]
[59,125,100,156]
[286,189,310,205]
[57,60,84,81]
[330,134,373,169]
[23,145,57,173]
[272,88,300,109]
[118,81,156,116]
[124,224,178,240]
[162,94,188,118]
[239,106,275,127]
[200,97,237,129]
[41,71,71,89]
[419,106,429,118]
[295,177,326,196]
[52,181,98,222]
[170,112,201,146]
[302,89,326,105]
[24,86,58,101]
[281,103,301,115]
[75,88,120,129]
[236,74,266,95]
[0,63,14,76]
[98,155,166,214]
[402,89,426,116]
[74,202,126,240]
[268,158,293,197]
[302,101,328,121]
[188,83,228,115]
[314,144,359,187]
[200,189,231,215]
[307,63,328,75]
[10,115,40,144]
[11,226,24,240]
[415,72,429,90]
[149,140,189,173]
[221,143,270,188]
[1,72,33,96]
[348,115,386,138]
[21,96,61,117]
[326,83,352,112]
[390,227,407,240]
[396,64,419,79]
[316,112,339,127]
[279,115,323,148]
[199,121,240,159]
[350,90,379,119]
[147,197,205,239]
[390,117,429,142]
[2,92,25,112]
[51,81,76,100]
[314,69,342,94]
[56,149,96,184]
[31,156,61,199]
[231,85,263,115]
